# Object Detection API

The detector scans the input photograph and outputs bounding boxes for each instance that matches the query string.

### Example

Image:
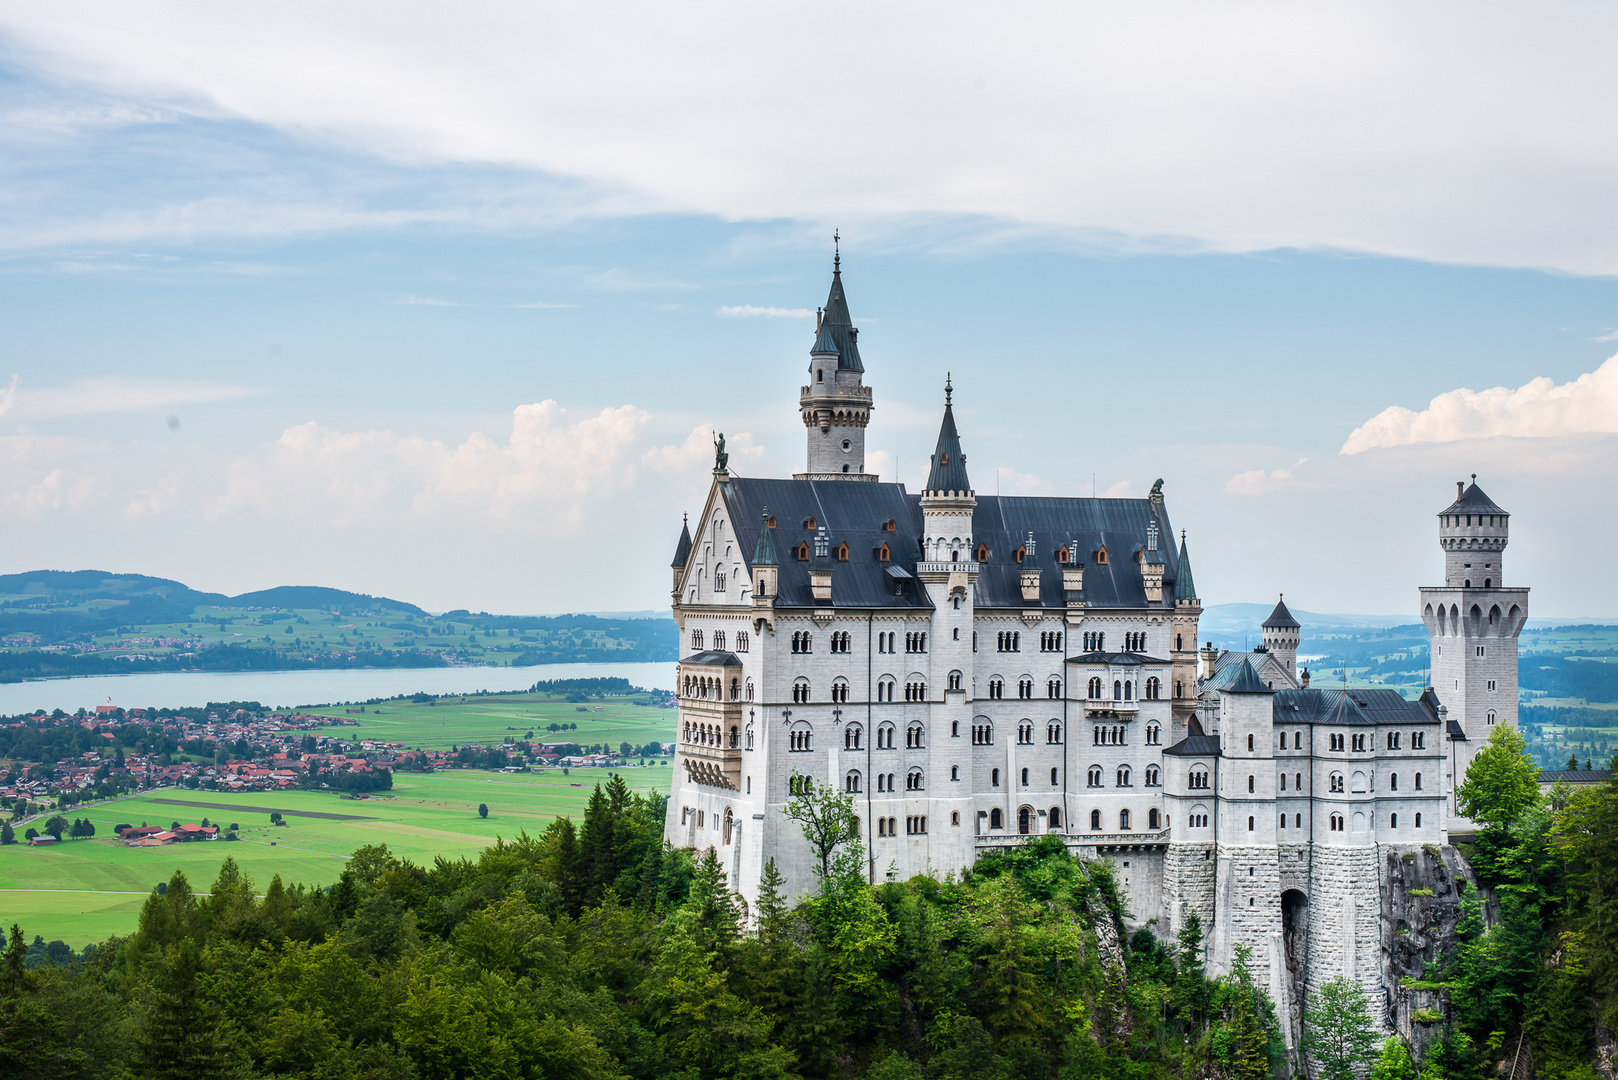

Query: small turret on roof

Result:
[671,514,693,569]
[924,376,972,494]
[1174,531,1197,602]
[1263,594,1299,629]
[751,509,779,566]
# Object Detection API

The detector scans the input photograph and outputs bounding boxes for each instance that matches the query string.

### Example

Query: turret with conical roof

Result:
[1261,594,1300,679]
[1174,532,1198,604]
[671,513,693,594]
[797,239,876,481]
[924,375,972,495]
[751,508,779,605]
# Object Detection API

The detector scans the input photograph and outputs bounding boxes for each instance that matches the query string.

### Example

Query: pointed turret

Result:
[1261,594,1300,679]
[1224,657,1275,695]
[799,241,875,479]
[924,376,972,494]
[751,508,779,605]
[1174,532,1198,602]
[671,513,693,593]
[1263,595,1299,629]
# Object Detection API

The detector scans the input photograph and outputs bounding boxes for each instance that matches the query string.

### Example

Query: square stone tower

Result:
[1419,476,1528,824]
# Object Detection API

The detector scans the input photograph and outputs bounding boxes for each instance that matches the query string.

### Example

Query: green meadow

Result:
[296,690,681,751]
[0,767,670,947]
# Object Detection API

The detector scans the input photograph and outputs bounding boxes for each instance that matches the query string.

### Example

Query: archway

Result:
[1281,888,1309,1043]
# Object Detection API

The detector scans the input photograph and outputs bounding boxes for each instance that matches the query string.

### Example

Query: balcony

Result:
[680,739,743,790]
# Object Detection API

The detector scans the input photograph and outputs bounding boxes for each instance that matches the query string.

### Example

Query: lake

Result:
[0,661,678,715]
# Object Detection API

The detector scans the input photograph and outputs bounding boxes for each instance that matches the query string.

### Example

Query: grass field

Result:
[296,690,682,751]
[0,767,670,947]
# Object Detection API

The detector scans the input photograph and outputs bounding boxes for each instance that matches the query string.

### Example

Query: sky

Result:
[2,2,1617,618]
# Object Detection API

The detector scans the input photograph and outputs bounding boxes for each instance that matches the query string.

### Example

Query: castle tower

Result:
[1419,477,1529,821]
[1261,595,1300,680]
[1170,532,1202,736]
[796,245,876,481]
[916,378,979,873]
[1210,659,1282,984]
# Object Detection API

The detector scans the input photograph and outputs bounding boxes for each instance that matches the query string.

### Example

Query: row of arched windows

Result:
[681,674,745,701]
[1039,631,1063,651]
[997,631,1021,652]
[829,631,851,653]
[1081,631,1106,651]
[681,721,740,748]
[1087,764,1159,787]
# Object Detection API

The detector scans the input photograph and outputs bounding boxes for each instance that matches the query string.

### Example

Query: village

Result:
[0,699,672,826]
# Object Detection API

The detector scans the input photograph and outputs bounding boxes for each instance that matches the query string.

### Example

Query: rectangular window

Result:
[1487,679,1496,691]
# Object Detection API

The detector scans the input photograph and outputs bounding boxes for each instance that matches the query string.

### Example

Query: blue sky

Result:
[2,4,1617,617]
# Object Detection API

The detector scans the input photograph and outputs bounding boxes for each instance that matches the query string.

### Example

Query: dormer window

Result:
[939,454,949,466]
[885,519,897,532]
[877,543,891,562]
[804,517,817,530]
[976,544,989,562]
[1096,547,1108,565]
[766,516,777,528]
[1057,546,1069,564]
[836,542,849,562]
[1015,546,1027,564]
[795,542,809,561]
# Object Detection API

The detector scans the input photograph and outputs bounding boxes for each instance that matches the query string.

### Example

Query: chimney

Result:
[1200,641,1218,681]
[810,527,833,602]
[1457,480,1465,498]
[1300,667,1310,688]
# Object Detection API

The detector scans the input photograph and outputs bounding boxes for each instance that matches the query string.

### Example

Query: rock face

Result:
[1380,843,1476,1058]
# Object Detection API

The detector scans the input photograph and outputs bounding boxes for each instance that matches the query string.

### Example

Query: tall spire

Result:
[925,377,971,494]
[671,513,692,569]
[814,243,863,372]
[1174,530,1198,602]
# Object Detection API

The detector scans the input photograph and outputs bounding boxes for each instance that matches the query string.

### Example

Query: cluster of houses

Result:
[118,821,221,845]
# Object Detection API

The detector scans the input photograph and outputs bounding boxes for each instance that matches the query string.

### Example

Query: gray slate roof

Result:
[815,260,864,372]
[681,650,742,666]
[1538,769,1613,784]
[1271,687,1443,726]
[1263,596,1300,629]
[1441,480,1507,517]
[1224,657,1274,694]
[925,399,972,493]
[1065,651,1172,667]
[1164,734,1222,757]
[718,477,1186,610]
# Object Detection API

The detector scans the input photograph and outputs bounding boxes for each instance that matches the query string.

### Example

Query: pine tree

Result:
[132,937,230,1080]
[0,819,13,845]
[1302,976,1381,1080]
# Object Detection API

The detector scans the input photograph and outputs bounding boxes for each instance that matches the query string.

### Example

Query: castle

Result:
[664,254,1527,1033]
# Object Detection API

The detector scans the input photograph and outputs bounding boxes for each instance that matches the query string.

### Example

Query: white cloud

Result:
[1341,352,1618,454]
[1225,460,1308,495]
[1104,480,1135,499]
[7,4,1618,270]
[717,305,815,319]
[1595,329,1618,343]
[2,377,258,421]
[393,295,458,306]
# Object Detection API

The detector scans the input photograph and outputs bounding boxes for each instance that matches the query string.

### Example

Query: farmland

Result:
[0,767,668,946]
[293,688,681,751]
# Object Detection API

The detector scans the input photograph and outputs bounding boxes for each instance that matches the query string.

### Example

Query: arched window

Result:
[1018,677,1033,699]
[1088,765,1102,787]
[1047,721,1062,743]
[1330,772,1344,792]
[1415,773,1423,790]
[877,723,895,749]
[950,765,959,781]
[907,722,925,748]
[992,768,1000,787]
[1120,809,1131,830]
[972,721,993,745]
[691,630,704,649]
[1415,812,1422,828]
[1124,680,1133,701]
[1049,806,1062,828]
[907,768,924,791]
[949,670,963,691]
[1018,721,1033,744]
[990,808,1003,829]
[1146,723,1160,746]
[845,724,863,750]
[1088,677,1103,699]
[1189,768,1208,790]
[1047,677,1062,699]
[1145,765,1159,786]
[845,770,861,793]
[1091,808,1102,830]
[831,678,849,703]
[1146,677,1160,700]
[736,631,748,651]
[1113,680,1122,701]
[792,678,811,704]
[1020,767,1029,786]
[1117,765,1131,787]
[1391,812,1399,829]
[1175,633,1183,651]
[1148,808,1161,829]
[1248,774,1255,793]
[1050,767,1058,785]
[789,723,813,752]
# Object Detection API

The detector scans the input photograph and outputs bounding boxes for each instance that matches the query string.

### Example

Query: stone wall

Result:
[1162,842,1216,945]
[1305,843,1386,1010]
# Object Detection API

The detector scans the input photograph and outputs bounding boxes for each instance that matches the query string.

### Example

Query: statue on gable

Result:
[714,432,729,472]
[1150,478,1164,497]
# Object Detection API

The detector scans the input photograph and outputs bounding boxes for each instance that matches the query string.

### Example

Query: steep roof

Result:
[1174,534,1197,602]
[681,650,742,666]
[1164,734,1222,757]
[1263,595,1299,629]
[717,477,1186,610]
[925,390,972,494]
[1441,479,1507,517]
[671,515,693,569]
[1224,657,1274,694]
[1271,687,1442,726]
[815,257,864,372]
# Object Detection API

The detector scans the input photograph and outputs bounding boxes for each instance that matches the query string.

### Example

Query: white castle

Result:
[664,254,1527,1029]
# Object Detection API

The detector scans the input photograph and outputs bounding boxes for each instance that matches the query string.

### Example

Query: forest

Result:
[3,728,1616,1080]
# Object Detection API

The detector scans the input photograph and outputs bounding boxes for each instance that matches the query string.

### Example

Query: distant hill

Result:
[0,570,425,639]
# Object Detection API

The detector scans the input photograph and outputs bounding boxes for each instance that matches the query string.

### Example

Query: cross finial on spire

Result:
[945,372,953,407]
[833,229,840,271]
